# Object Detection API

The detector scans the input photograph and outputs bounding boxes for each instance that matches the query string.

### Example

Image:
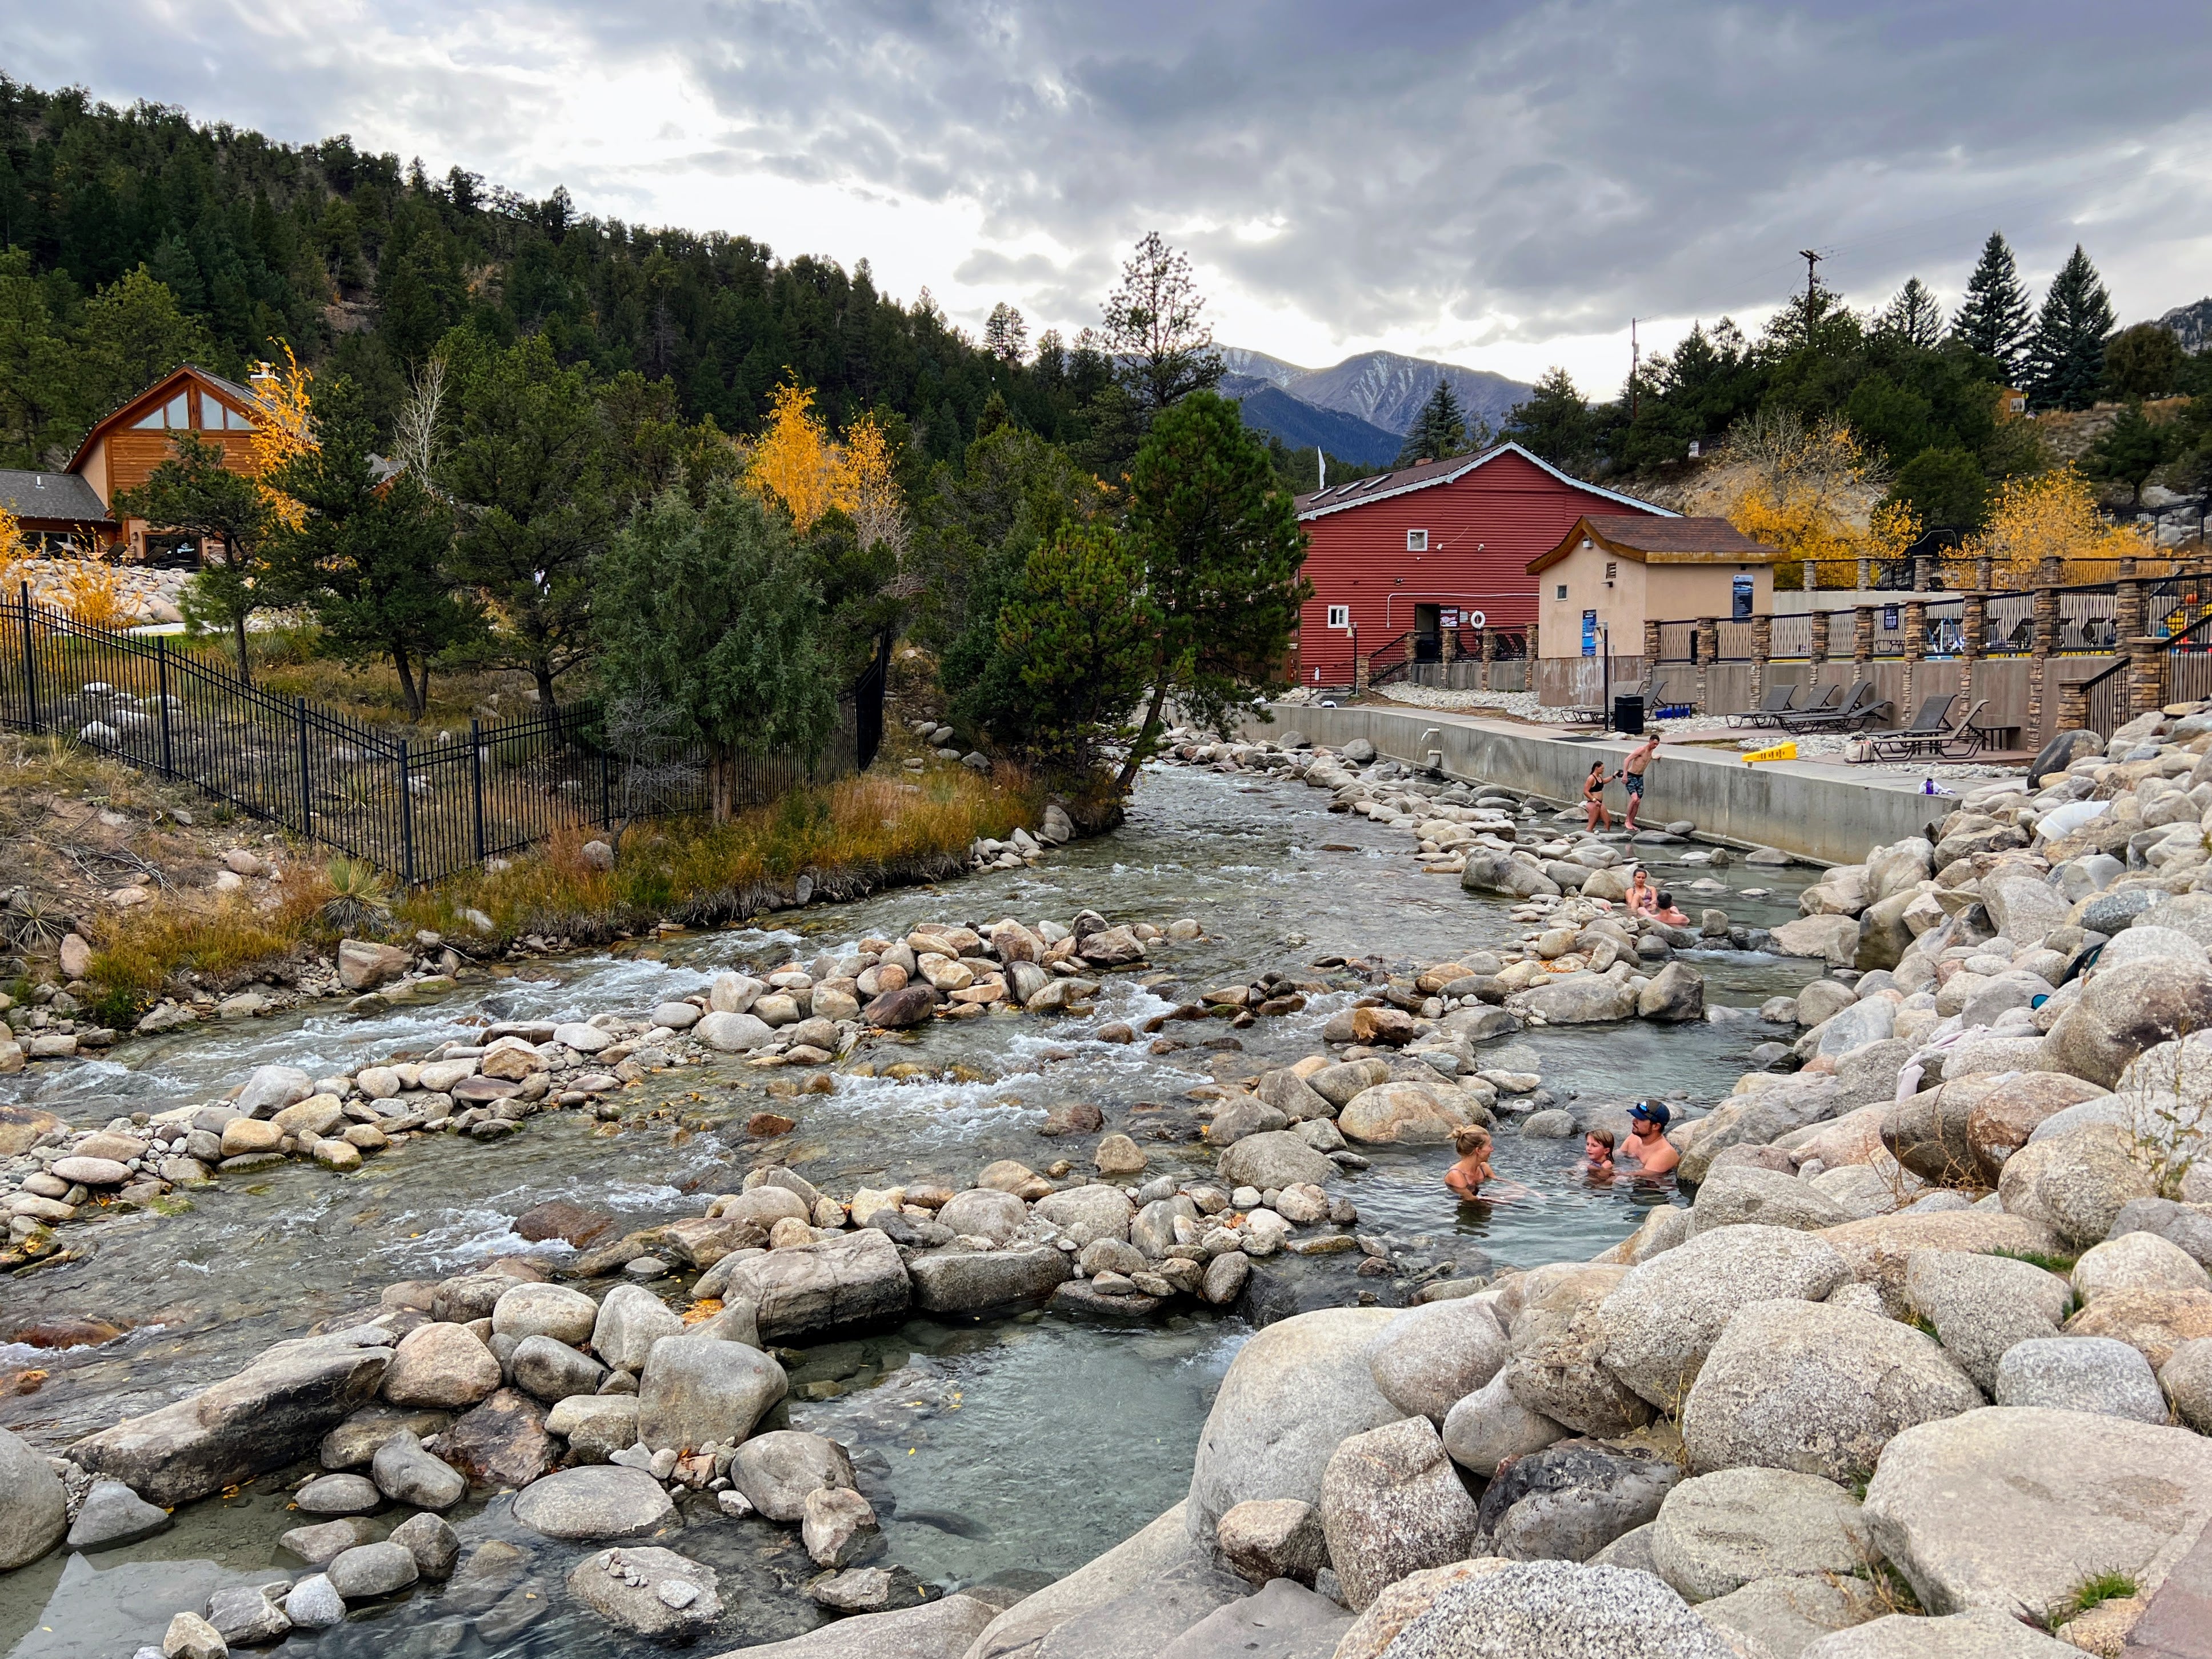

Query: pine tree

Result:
[1396,380,1470,465]
[1950,232,2031,377]
[2025,245,2117,411]
[1878,278,1945,349]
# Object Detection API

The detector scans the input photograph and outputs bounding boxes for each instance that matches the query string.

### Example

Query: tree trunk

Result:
[1116,677,1173,795]
[711,743,732,823]
[392,643,424,719]
[533,659,558,717]
[231,612,252,683]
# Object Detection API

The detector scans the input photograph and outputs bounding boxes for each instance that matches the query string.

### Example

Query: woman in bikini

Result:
[1582,761,1614,832]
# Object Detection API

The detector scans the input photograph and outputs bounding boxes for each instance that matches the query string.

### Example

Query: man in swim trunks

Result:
[1621,733,1661,832]
[1621,1100,1679,1174]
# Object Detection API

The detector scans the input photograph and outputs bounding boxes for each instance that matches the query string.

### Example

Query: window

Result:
[1326,605,1350,629]
[202,399,254,432]
[1405,529,1428,552]
[132,393,190,430]
[1555,584,1568,601]
[1605,561,1617,579]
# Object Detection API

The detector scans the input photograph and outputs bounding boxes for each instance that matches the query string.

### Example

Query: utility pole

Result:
[1798,248,1825,330]
[1629,319,1639,422]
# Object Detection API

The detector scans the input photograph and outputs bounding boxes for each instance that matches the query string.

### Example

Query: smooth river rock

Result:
[511,1465,678,1540]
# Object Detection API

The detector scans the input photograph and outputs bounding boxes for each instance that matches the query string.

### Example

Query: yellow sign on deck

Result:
[1742,741,1798,765]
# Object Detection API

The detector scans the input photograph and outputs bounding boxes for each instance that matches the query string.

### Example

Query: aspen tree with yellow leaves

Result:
[1965,467,2150,587]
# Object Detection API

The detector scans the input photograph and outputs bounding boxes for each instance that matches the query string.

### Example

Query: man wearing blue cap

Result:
[1623,1100,1679,1175]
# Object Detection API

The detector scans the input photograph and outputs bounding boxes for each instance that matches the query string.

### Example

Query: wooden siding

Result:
[1294,449,1663,686]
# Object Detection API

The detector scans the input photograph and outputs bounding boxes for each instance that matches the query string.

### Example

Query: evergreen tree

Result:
[991,523,1154,772]
[265,378,483,717]
[1396,380,1471,465]
[1117,392,1308,790]
[2025,245,2116,411]
[1951,233,2032,377]
[1101,231,1223,413]
[591,485,838,821]
[2102,323,2185,400]
[2084,400,2181,506]
[1500,368,1597,472]
[113,433,274,677]
[1877,278,1945,349]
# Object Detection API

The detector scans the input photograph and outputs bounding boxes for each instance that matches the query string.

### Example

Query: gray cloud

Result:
[8,0,2211,374]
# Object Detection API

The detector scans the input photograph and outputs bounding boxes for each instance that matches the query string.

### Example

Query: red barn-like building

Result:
[1291,443,1670,687]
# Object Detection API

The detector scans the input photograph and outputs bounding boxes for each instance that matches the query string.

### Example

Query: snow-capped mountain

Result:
[1217,347,1531,436]
[2157,298,2212,354]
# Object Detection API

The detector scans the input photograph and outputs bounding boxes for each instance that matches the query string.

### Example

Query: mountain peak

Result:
[1221,347,1531,435]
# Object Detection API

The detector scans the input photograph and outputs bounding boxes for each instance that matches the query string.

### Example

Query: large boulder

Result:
[491,1282,599,1345]
[966,1502,1222,1658]
[1797,1610,2081,1656]
[1215,1498,1328,1588]
[731,1430,856,1521]
[511,1465,677,1540]
[1515,974,1639,1024]
[935,1188,1030,1244]
[1862,1406,2212,1621]
[1691,1166,1853,1233]
[1696,1575,1881,1656]
[908,1246,1071,1312]
[1771,916,1862,967]
[721,1595,1000,1657]
[1217,1130,1337,1192]
[1338,1081,1470,1145]
[442,1388,555,1490]
[382,1321,502,1408]
[1499,1265,1650,1438]
[1680,1300,1981,1482]
[2062,1285,2212,1369]
[1991,1336,2168,1421]
[712,1229,911,1342]
[1902,1249,2070,1393]
[1649,1466,1871,1602]
[0,1427,66,1569]
[591,1284,686,1373]
[2036,958,2212,1087]
[695,1010,775,1051]
[567,1545,722,1642]
[1033,1186,1135,1247]
[1319,1416,1485,1609]
[1997,1124,2158,1248]
[1957,1072,2108,1186]
[1154,1579,1351,1659]
[70,1337,391,1507]
[1597,1224,1852,1408]
[1185,1308,1402,1543]
[1471,1439,1681,1564]
[1981,874,2069,947]
[1815,1209,2067,1317]
[1463,851,1560,900]
[1441,1370,1567,1479]
[2072,1230,2211,1301]
[1366,1298,1508,1422]
[1342,1557,1746,1657]
[1638,962,1706,1022]
[637,1337,787,1452]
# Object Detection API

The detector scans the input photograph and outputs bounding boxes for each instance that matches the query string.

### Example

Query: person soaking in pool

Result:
[1445,1125,1533,1202]
[1582,1127,1618,1182]
[1619,1101,1680,1175]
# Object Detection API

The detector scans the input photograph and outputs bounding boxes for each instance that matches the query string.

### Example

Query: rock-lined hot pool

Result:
[0,762,1821,1658]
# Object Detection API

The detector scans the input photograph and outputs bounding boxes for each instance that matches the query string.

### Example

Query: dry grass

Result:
[170,624,533,734]
[85,875,333,1002]
[399,763,1043,943]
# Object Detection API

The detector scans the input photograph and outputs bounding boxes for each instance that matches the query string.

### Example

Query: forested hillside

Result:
[0,78,1124,471]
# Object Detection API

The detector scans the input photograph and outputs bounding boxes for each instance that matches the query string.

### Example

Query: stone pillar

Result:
[2130,635,2166,716]
[1913,554,1931,592]
[1961,591,1986,666]
[1642,618,1662,666]
[1694,616,1719,712]
[1809,609,1831,687]
[1802,557,1817,593]
[1439,625,1458,665]
[1903,598,1928,714]
[1750,613,1773,705]
[2059,679,2089,733]
[2117,563,2144,643]
[1856,556,1871,590]
[2026,584,2059,742]
[1853,606,1875,666]
[1479,626,1497,691]
[1975,555,1995,590]
[1354,654,1371,694]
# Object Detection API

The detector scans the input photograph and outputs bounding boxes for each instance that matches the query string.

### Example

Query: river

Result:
[0,761,1821,1657]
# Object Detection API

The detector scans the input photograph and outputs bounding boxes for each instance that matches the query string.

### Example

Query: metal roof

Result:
[1294,442,1675,523]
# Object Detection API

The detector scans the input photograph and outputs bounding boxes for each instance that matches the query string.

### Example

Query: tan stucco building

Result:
[1529,514,1781,658]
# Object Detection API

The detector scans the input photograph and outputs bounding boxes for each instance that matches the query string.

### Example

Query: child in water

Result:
[1582,1127,1617,1181]
[1445,1125,1533,1202]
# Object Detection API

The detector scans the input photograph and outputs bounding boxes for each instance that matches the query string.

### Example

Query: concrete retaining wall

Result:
[1238,702,1946,865]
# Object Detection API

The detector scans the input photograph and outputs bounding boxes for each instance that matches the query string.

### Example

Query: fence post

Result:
[19,582,38,736]
[399,739,415,886]
[155,635,174,776]
[1750,613,1772,705]
[295,697,313,841]
[470,717,487,865]
[600,745,613,829]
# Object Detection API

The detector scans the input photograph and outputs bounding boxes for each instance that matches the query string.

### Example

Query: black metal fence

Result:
[0,588,888,883]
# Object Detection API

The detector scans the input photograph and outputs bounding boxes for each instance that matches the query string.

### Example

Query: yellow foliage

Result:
[745,381,847,529]
[61,548,130,629]
[0,499,25,595]
[743,382,910,561]
[249,341,317,530]
[1964,467,2150,587]
[1698,414,1911,589]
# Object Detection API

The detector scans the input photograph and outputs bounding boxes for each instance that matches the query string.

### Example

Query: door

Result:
[1414,603,1442,661]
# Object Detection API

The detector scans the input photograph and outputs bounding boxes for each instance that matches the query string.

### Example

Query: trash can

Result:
[1613,694,1645,735]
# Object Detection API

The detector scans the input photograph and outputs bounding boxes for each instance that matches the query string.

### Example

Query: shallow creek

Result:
[0,763,1819,1658]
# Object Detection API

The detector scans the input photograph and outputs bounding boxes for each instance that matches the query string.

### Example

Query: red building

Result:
[1292,442,1670,687]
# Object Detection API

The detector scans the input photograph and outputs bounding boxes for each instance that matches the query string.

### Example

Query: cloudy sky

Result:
[8,1,2210,391]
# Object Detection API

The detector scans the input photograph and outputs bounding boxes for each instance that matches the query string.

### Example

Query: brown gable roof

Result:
[1294,442,1672,521]
[65,363,266,475]
[1527,513,1780,574]
[0,469,113,527]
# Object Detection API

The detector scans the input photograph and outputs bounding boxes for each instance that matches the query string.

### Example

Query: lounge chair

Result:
[1864,694,1958,761]
[1727,684,1799,728]
[1785,682,1887,733]
[1649,678,1695,719]
[1775,683,1845,731]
